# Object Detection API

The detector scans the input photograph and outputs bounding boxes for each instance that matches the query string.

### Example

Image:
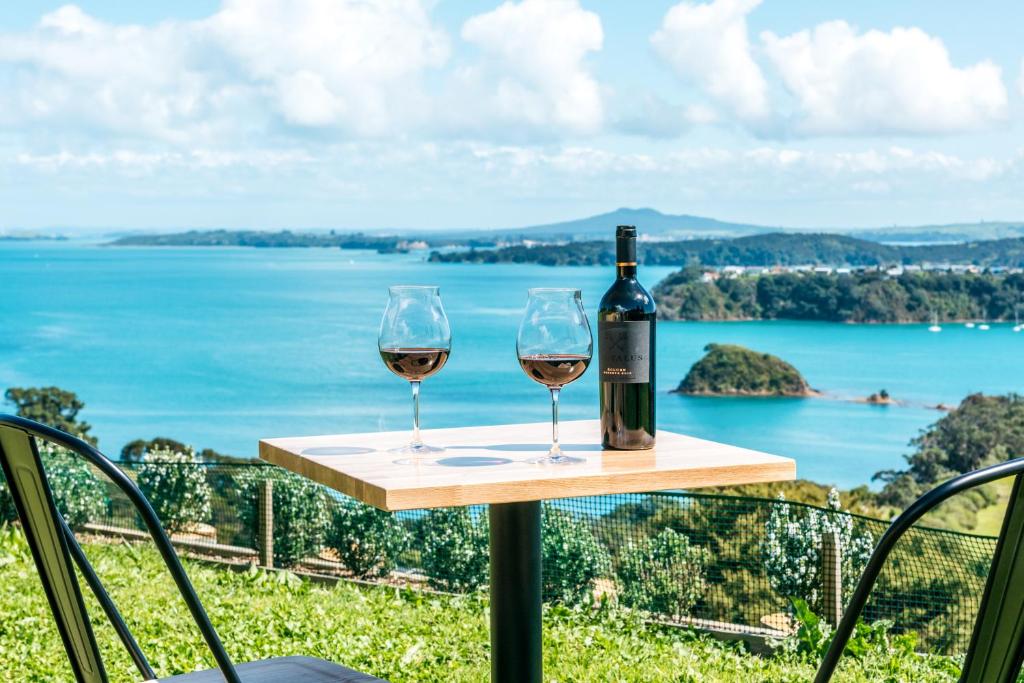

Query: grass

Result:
[972,479,1014,537]
[0,526,960,682]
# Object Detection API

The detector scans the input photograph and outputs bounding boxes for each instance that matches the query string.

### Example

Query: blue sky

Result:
[1,1,1022,232]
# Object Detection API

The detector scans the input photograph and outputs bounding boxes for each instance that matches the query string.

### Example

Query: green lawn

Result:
[0,527,959,682]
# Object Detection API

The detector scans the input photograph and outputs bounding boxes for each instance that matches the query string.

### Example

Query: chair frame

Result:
[816,457,1024,683]
[0,414,241,683]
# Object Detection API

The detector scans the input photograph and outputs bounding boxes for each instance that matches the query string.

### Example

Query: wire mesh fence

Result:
[3,458,998,655]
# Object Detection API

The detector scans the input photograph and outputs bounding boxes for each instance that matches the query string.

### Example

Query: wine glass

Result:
[379,286,451,460]
[516,288,593,465]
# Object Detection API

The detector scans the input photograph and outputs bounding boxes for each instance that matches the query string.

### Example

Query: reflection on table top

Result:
[258,420,796,511]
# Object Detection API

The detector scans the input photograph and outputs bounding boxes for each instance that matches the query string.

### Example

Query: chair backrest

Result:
[815,457,1024,683]
[0,414,241,683]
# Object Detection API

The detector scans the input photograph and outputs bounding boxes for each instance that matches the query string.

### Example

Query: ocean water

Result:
[2,240,1022,489]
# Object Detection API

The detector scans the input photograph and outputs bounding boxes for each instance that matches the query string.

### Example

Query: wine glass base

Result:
[389,442,444,465]
[526,454,585,466]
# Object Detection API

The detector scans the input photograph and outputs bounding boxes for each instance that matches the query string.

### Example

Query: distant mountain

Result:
[468,208,779,241]
[464,208,1024,243]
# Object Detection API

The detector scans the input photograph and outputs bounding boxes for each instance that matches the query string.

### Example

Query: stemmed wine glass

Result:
[516,288,593,465]
[379,286,451,460]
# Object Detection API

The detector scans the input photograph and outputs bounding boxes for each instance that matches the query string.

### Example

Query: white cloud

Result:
[649,1,1008,138]
[0,1,610,145]
[762,22,1008,135]
[0,1,450,141]
[459,0,604,134]
[651,0,769,122]
[0,6,237,143]
[207,0,449,133]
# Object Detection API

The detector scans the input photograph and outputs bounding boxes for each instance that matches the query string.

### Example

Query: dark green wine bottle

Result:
[598,225,656,449]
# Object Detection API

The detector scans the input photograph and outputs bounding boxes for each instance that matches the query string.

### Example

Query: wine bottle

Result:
[598,225,656,449]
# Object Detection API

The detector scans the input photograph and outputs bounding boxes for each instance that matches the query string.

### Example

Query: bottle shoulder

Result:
[599,278,656,314]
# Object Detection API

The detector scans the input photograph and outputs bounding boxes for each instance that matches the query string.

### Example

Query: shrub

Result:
[137,447,212,534]
[542,504,611,605]
[420,507,489,592]
[328,499,410,578]
[1,445,108,528]
[0,472,16,524]
[762,488,874,613]
[236,467,331,568]
[617,527,708,617]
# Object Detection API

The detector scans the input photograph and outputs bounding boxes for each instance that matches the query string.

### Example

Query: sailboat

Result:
[928,312,942,333]
[979,323,991,331]
[965,322,976,329]
[1014,311,1021,333]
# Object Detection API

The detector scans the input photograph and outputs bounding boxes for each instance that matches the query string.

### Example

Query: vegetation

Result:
[3,386,96,443]
[431,232,1024,268]
[762,490,874,614]
[0,526,960,682]
[109,229,496,254]
[235,468,331,568]
[875,394,1024,531]
[617,528,709,618]
[418,507,490,592]
[541,503,611,605]
[677,344,813,396]
[1,387,107,527]
[0,446,107,528]
[655,268,1024,323]
[328,500,410,579]
[136,447,213,534]
[705,480,889,519]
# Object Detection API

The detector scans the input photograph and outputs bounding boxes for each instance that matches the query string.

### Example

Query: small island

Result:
[674,344,815,397]
[863,389,895,405]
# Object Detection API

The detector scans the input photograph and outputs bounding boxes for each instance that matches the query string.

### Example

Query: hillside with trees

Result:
[654,268,1024,323]
[873,394,1024,531]
[430,233,1024,268]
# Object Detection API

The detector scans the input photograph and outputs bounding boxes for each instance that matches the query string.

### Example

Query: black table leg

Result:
[489,500,542,683]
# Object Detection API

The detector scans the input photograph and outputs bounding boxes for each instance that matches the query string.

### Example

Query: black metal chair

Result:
[0,414,387,683]
[816,456,1024,683]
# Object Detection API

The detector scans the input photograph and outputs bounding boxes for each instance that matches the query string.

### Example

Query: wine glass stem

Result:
[549,386,562,457]
[410,380,423,448]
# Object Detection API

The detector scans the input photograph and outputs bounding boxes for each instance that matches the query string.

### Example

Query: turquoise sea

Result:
[2,240,1022,488]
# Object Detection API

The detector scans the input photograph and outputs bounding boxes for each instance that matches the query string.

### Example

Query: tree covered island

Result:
[655,267,1024,323]
[674,344,814,397]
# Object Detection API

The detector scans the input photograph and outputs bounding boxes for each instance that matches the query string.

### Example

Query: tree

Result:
[4,386,95,444]
[875,393,1024,507]
[121,437,189,463]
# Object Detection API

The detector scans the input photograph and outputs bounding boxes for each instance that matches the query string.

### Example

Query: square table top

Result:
[259,420,795,511]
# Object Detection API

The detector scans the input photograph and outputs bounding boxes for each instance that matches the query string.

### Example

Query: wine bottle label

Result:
[599,320,650,383]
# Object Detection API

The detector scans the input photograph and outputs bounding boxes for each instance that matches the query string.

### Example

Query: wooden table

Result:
[260,420,795,683]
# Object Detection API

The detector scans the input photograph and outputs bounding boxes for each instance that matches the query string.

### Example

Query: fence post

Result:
[821,530,842,627]
[258,479,274,569]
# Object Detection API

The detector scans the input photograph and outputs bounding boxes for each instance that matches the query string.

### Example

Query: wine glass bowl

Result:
[379,286,451,459]
[516,288,592,465]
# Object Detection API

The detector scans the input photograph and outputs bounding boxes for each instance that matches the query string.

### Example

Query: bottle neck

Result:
[615,235,637,279]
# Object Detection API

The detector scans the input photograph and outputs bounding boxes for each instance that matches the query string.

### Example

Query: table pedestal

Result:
[489,501,541,683]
